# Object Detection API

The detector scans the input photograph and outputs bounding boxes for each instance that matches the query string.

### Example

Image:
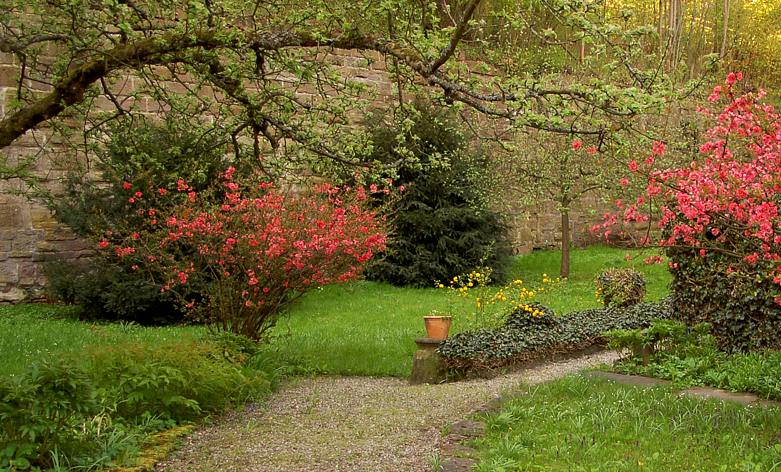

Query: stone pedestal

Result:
[410,337,446,385]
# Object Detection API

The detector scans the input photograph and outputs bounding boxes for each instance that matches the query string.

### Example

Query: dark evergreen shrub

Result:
[46,116,227,324]
[362,103,511,287]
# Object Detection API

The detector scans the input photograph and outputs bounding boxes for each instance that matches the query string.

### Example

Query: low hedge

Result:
[438,300,671,372]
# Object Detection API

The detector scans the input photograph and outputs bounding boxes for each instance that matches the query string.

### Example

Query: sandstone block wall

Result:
[0,48,605,302]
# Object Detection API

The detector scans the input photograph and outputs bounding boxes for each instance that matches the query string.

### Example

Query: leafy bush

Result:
[362,103,512,287]
[0,362,105,470]
[47,115,227,324]
[0,336,278,470]
[595,268,646,307]
[107,169,388,340]
[438,300,671,372]
[668,246,781,352]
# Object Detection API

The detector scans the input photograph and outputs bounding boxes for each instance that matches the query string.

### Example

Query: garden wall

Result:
[0,48,602,302]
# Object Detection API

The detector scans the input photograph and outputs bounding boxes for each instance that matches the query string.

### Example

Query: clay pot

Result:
[423,316,452,340]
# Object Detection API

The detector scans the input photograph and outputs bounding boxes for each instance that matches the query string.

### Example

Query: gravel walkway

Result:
[155,350,617,472]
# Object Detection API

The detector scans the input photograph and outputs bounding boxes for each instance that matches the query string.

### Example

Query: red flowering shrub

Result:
[597,73,781,351]
[102,168,388,340]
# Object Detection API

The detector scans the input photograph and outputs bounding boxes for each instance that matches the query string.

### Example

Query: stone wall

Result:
[0,48,606,302]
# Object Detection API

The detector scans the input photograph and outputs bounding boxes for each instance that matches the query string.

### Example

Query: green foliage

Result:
[362,103,512,287]
[595,267,646,307]
[438,300,671,372]
[610,321,781,401]
[473,376,781,471]
[0,362,104,470]
[46,115,227,324]
[44,259,179,325]
[0,335,278,470]
[668,245,781,352]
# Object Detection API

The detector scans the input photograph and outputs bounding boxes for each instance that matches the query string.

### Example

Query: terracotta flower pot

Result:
[423,315,452,340]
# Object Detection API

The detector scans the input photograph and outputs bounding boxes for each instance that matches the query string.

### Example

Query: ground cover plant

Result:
[473,375,781,471]
[438,300,671,373]
[0,305,284,470]
[607,320,781,401]
[1,247,671,382]
[0,304,203,379]
[509,246,670,314]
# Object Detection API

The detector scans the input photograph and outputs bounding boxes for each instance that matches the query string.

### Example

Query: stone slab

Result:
[588,371,671,388]
[590,371,781,408]
[681,387,760,406]
[448,420,486,438]
[440,457,475,472]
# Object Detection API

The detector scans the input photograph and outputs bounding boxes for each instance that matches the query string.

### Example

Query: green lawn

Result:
[0,304,203,378]
[271,246,671,377]
[473,375,781,471]
[510,245,671,313]
[0,247,671,379]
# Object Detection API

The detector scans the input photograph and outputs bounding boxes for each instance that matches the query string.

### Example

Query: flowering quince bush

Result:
[596,72,781,351]
[99,167,388,340]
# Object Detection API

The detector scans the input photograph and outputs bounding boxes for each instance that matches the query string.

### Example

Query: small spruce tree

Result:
[364,103,511,287]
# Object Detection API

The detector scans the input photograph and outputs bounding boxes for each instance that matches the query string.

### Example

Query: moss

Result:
[109,425,194,472]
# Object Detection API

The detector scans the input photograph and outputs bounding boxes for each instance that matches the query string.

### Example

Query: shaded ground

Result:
[155,351,617,472]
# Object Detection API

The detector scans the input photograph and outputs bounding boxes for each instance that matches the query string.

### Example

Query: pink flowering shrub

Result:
[102,168,388,340]
[597,73,781,351]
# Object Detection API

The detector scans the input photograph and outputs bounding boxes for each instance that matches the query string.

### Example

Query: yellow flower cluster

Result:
[433,268,565,330]
[519,304,546,317]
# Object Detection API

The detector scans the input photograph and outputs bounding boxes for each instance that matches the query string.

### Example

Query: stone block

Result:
[30,206,57,228]
[410,338,446,385]
[0,287,26,303]
[18,262,42,286]
[0,65,21,88]
[0,261,18,284]
[0,203,26,227]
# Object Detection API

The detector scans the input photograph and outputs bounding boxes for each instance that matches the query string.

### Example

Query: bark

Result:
[560,209,571,279]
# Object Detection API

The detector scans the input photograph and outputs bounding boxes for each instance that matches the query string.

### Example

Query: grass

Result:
[0,247,672,379]
[473,375,781,471]
[0,304,203,378]
[509,245,671,314]
[271,246,671,377]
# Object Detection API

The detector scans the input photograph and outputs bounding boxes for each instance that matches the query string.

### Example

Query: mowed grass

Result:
[0,304,203,378]
[272,246,671,377]
[1,247,672,379]
[473,376,781,472]
[509,245,671,314]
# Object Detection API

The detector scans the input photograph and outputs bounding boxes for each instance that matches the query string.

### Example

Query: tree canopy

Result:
[0,0,679,180]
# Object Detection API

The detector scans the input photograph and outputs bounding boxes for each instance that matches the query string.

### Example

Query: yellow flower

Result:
[438,283,445,288]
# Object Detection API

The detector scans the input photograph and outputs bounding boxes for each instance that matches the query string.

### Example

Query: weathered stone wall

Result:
[0,48,606,302]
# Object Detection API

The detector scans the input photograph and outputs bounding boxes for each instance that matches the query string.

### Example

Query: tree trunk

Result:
[720,0,730,59]
[560,209,571,279]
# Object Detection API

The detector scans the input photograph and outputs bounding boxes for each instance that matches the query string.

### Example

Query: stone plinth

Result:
[410,337,446,385]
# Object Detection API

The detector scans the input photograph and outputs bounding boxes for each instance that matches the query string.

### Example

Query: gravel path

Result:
[155,351,617,472]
